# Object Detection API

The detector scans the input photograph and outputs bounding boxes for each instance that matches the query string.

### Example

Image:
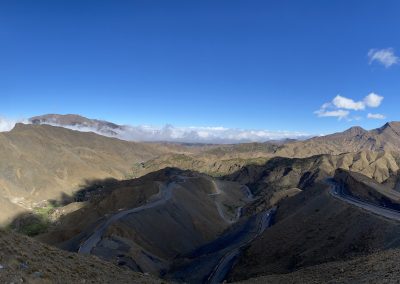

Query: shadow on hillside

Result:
[7,156,400,282]
[7,157,317,239]
[5,159,336,282]
[8,177,120,237]
[49,178,120,206]
[7,155,314,237]
[222,155,321,193]
[7,167,187,238]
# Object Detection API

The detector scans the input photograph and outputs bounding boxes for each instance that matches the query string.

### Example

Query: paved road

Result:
[210,180,243,224]
[206,208,276,284]
[241,185,254,201]
[327,179,400,221]
[78,181,176,254]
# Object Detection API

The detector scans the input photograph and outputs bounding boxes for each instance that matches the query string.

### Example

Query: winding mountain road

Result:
[78,176,273,284]
[210,180,244,224]
[78,181,176,254]
[241,185,254,201]
[327,179,400,221]
[206,208,275,284]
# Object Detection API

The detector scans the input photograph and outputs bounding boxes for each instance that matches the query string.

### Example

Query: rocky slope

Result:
[228,183,400,281]
[334,168,400,210]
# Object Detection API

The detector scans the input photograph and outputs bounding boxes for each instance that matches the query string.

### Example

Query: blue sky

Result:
[1,0,400,139]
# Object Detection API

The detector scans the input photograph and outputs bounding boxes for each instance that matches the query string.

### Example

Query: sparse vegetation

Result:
[19,221,49,237]
[11,204,57,237]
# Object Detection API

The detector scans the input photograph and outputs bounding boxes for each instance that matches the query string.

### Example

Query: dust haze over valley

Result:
[3,1,400,283]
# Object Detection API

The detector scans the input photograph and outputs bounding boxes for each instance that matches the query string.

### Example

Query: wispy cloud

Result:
[314,108,349,120]
[367,113,386,119]
[368,48,399,68]
[78,124,312,143]
[315,93,385,121]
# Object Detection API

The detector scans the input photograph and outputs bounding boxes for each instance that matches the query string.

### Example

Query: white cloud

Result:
[331,93,383,111]
[316,93,385,121]
[368,48,399,68]
[314,109,349,120]
[332,95,365,110]
[364,92,383,107]
[367,113,386,119]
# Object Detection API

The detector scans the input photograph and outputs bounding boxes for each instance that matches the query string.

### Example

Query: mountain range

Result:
[29,113,400,154]
[2,114,400,283]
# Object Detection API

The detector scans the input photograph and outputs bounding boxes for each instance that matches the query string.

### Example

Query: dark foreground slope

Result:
[0,229,163,284]
[235,248,400,284]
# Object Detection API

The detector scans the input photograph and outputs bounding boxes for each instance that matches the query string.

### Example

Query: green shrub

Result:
[20,221,49,237]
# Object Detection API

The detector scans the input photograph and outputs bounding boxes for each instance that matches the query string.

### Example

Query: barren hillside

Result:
[0,124,187,224]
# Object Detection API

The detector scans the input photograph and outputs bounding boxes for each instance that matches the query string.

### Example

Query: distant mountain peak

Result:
[377,121,400,135]
[10,122,27,131]
[29,114,123,136]
[343,126,367,135]
[384,121,400,129]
